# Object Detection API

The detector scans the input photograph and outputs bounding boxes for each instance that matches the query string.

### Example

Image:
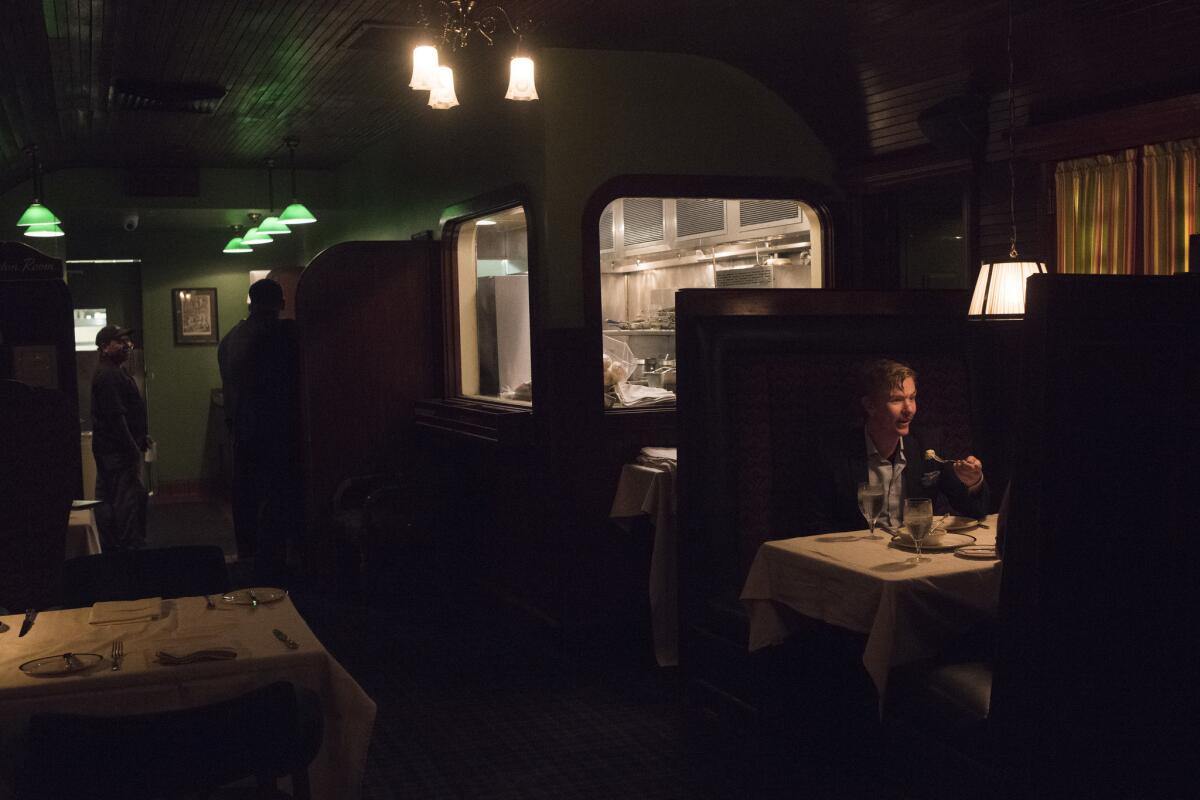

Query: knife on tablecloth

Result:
[19,608,38,637]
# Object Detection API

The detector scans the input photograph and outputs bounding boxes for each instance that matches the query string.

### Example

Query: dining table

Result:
[609,447,678,667]
[67,503,103,558]
[740,514,1002,706]
[0,594,376,799]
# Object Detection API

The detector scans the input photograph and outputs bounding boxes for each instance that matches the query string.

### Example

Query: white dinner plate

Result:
[941,516,982,532]
[955,545,1000,560]
[221,587,288,606]
[20,652,103,677]
[890,532,977,552]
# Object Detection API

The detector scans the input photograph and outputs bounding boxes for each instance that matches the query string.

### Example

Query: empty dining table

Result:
[0,593,375,799]
[740,515,1002,705]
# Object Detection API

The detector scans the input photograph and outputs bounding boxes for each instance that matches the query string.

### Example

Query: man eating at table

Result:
[799,359,989,534]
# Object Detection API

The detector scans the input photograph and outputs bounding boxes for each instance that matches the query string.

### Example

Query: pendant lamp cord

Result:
[27,145,41,201]
[266,158,276,213]
[286,138,298,199]
[1006,0,1019,260]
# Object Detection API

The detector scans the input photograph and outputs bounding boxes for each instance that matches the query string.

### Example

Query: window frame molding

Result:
[439,184,540,409]
[581,174,838,414]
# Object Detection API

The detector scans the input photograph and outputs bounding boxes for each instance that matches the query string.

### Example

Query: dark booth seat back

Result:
[988,274,1200,794]
[0,379,77,611]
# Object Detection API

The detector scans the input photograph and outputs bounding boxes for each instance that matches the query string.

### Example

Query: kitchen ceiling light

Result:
[279,138,317,225]
[410,45,440,90]
[505,57,538,101]
[410,2,537,107]
[428,66,459,109]
[24,222,65,238]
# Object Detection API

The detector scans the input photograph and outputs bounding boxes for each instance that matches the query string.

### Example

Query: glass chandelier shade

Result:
[279,202,316,225]
[17,201,61,227]
[410,45,440,90]
[968,261,1046,319]
[242,226,273,245]
[24,222,65,238]
[223,236,253,254]
[505,57,538,101]
[259,215,290,235]
[428,66,460,109]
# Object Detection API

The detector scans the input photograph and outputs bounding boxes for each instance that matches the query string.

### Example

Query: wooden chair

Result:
[17,681,323,799]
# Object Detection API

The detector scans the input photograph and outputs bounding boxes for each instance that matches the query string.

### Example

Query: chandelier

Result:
[409,2,538,110]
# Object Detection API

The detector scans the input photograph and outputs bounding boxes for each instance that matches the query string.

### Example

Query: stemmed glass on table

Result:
[902,498,933,563]
[857,482,885,540]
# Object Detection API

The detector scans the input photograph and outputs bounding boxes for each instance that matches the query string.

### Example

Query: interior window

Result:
[454,206,532,405]
[600,197,822,409]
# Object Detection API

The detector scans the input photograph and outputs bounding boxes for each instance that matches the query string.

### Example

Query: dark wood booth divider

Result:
[295,241,441,587]
[675,288,990,712]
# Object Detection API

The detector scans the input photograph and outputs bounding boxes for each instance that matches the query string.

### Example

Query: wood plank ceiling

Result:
[2,0,1199,195]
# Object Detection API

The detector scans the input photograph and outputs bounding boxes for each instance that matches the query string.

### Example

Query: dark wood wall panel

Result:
[295,240,441,544]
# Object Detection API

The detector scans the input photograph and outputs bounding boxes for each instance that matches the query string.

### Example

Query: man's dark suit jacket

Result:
[798,425,990,535]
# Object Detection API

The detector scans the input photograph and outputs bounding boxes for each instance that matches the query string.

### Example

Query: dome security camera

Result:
[123,211,140,232]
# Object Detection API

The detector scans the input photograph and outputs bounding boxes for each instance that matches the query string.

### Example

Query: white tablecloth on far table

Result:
[740,515,1002,704]
[67,507,103,558]
[610,450,677,667]
[0,596,376,799]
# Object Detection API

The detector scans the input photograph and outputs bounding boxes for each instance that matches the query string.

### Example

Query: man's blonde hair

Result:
[860,359,917,402]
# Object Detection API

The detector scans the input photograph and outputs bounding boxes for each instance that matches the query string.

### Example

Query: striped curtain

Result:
[1055,150,1138,275]
[1142,138,1200,275]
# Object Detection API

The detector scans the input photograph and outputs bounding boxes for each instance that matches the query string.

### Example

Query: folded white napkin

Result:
[89,597,164,625]
[614,382,676,408]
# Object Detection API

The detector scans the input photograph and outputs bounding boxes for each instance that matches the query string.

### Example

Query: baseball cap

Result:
[96,325,136,348]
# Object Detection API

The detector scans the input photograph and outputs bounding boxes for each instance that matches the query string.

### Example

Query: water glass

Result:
[902,498,933,563]
[857,482,885,540]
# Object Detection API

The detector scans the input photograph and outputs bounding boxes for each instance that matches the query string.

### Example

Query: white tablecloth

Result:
[67,507,103,558]
[0,596,376,799]
[740,515,1002,704]
[610,452,677,667]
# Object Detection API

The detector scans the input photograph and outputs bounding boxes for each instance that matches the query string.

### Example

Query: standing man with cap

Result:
[91,325,151,550]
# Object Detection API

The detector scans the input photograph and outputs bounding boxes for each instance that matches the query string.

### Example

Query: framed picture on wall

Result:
[172,288,219,345]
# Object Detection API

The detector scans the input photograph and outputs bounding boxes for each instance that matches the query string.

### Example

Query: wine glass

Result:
[857,482,885,540]
[902,498,934,563]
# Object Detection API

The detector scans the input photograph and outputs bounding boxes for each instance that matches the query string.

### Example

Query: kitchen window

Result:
[452,206,532,405]
[600,196,823,409]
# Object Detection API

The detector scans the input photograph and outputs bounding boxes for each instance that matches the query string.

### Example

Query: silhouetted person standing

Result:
[91,325,150,550]
[218,279,301,584]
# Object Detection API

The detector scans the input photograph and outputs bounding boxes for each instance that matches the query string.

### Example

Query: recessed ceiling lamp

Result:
[410,1,538,109]
[17,144,64,236]
[222,225,253,254]
[968,0,1045,320]
[278,137,317,225]
[242,212,273,246]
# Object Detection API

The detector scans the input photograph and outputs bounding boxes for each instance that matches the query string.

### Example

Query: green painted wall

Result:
[317,48,835,328]
[2,49,835,485]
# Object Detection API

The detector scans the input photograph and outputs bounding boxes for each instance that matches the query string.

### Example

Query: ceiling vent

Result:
[108,80,227,113]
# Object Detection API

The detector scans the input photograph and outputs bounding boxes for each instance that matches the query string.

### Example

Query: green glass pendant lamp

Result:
[242,213,273,246]
[278,138,316,225]
[17,144,65,236]
[259,157,291,235]
[222,225,253,254]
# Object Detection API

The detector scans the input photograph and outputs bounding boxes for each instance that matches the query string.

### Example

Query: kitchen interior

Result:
[600,197,821,407]
[457,206,532,404]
